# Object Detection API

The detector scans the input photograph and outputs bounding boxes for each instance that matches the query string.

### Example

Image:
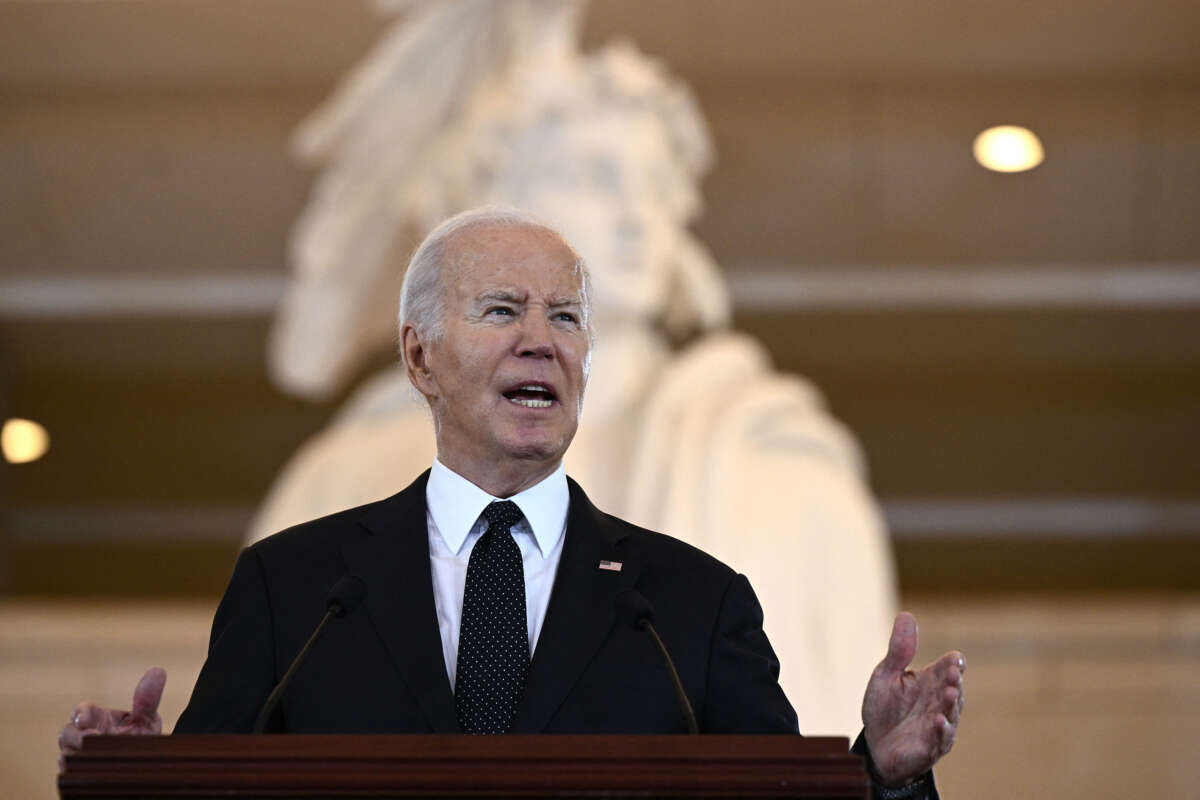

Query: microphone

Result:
[614,588,699,734]
[252,574,367,733]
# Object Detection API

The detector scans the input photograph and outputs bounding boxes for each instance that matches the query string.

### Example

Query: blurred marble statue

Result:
[251,0,896,736]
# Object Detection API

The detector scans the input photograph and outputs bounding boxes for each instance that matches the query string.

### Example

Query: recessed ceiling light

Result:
[2,417,50,464]
[973,125,1044,173]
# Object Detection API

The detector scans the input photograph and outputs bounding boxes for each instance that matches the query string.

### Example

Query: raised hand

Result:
[861,613,965,787]
[58,667,167,773]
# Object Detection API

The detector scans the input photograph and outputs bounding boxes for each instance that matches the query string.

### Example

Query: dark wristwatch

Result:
[872,775,930,800]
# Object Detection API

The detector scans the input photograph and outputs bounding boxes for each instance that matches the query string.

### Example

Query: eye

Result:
[486,305,515,317]
[553,311,580,325]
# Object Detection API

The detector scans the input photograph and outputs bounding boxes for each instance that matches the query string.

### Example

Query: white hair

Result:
[398,206,594,353]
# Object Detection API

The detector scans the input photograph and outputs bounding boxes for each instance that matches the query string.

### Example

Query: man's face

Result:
[410,224,590,484]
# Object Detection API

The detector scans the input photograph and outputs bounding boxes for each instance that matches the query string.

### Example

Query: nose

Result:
[516,313,554,359]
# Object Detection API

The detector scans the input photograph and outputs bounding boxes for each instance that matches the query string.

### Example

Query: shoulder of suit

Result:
[248,476,422,561]
[593,506,738,581]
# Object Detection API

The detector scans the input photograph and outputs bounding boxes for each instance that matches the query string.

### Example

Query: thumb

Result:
[130,667,167,723]
[879,612,918,676]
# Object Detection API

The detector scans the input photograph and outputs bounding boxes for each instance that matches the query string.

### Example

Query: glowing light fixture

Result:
[2,417,50,464]
[973,125,1044,173]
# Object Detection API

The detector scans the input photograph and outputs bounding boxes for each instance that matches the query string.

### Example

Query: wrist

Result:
[862,743,929,800]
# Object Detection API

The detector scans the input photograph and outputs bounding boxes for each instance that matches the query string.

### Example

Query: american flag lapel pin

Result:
[598,560,623,572]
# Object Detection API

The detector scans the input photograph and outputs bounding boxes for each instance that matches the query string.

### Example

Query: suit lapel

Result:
[511,478,640,732]
[340,470,459,733]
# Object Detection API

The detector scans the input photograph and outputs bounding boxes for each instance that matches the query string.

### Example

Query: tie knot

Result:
[482,500,523,532]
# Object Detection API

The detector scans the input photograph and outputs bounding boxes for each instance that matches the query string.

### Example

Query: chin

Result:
[501,432,572,465]
[506,442,565,463]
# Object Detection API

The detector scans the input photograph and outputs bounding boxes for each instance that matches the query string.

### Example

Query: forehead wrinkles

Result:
[445,227,582,303]
[478,288,581,305]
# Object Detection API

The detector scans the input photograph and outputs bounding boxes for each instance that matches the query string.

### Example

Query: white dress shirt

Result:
[425,459,568,690]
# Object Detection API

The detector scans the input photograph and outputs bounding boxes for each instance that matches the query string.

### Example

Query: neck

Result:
[436,453,560,498]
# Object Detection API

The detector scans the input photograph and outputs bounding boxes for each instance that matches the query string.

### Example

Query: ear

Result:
[400,323,439,399]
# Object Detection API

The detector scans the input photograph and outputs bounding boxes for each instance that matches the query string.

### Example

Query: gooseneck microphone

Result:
[252,574,367,734]
[614,588,699,734]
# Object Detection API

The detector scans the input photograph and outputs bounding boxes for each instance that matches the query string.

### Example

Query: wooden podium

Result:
[59,734,869,798]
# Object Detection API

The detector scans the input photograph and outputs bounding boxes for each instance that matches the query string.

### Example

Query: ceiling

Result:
[1,0,1197,596]
[1,0,1198,90]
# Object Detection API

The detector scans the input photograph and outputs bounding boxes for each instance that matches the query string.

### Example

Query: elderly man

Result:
[60,208,964,797]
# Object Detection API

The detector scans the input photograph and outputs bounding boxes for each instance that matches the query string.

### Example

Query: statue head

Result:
[483,42,729,334]
[271,2,728,399]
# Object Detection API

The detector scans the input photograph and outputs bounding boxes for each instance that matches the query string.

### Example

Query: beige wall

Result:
[7,594,1199,800]
[905,595,1200,798]
[1,601,209,800]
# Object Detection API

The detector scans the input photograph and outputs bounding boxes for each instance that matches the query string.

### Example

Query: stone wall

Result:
[6,594,1198,799]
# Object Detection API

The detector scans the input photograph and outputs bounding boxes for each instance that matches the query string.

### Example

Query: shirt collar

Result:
[426,458,568,557]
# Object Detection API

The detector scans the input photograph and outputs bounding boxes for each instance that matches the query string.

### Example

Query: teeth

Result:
[520,385,548,392]
[509,396,553,408]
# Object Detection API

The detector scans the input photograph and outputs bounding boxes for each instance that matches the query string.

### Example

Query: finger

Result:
[947,675,965,722]
[938,714,957,756]
[927,650,966,687]
[942,684,961,723]
[59,724,102,754]
[879,612,919,676]
[58,722,99,774]
[71,702,113,733]
[59,723,84,753]
[130,667,167,725]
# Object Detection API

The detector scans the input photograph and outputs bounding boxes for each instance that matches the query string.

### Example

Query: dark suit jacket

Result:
[175,470,799,734]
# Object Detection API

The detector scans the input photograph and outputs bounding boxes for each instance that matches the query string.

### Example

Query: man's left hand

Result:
[862,612,965,787]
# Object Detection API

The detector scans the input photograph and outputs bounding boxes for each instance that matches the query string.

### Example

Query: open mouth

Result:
[502,383,557,409]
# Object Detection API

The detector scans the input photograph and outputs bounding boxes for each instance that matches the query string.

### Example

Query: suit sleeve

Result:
[701,572,800,733]
[174,547,280,733]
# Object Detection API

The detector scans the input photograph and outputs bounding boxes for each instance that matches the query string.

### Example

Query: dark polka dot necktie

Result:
[454,500,529,734]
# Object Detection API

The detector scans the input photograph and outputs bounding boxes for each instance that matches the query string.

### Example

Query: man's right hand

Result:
[58,667,167,773]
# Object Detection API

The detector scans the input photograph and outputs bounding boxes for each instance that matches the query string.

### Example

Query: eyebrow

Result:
[476,290,523,304]
[475,290,581,307]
